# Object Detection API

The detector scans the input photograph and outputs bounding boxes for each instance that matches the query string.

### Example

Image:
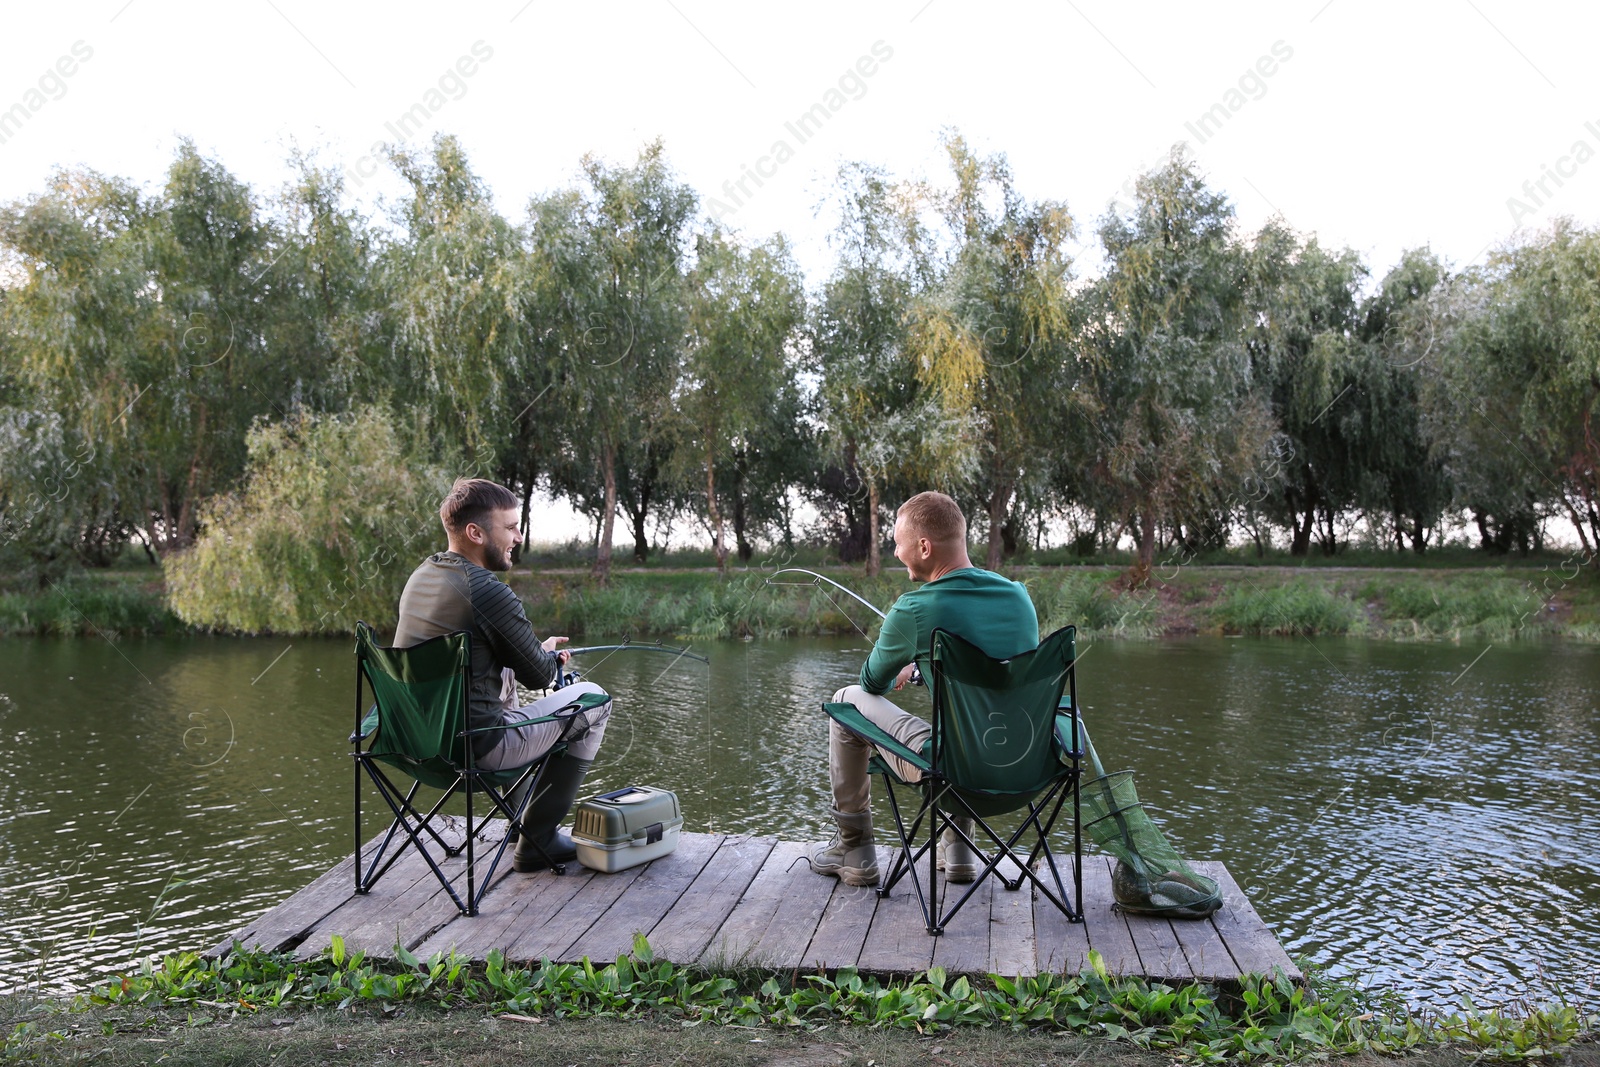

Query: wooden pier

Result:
[214,826,1299,984]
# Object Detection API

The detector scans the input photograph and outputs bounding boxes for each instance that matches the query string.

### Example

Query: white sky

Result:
[5,1,1600,290]
[4,1,1599,550]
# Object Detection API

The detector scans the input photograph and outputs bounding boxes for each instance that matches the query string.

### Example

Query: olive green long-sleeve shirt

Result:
[859,568,1039,694]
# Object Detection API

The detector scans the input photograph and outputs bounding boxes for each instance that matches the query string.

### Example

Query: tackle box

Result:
[571,786,683,873]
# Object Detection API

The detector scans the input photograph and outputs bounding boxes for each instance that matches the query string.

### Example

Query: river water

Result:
[1,633,1596,1007]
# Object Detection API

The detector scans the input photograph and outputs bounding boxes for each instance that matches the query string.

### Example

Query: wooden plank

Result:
[501,862,651,962]
[211,833,390,956]
[1080,857,1144,977]
[856,846,938,975]
[336,838,525,958]
[928,853,1001,976]
[291,821,474,960]
[647,835,775,964]
[1195,861,1301,982]
[1163,863,1240,983]
[986,857,1038,978]
[799,845,893,970]
[558,832,725,962]
[414,864,598,961]
[1122,911,1190,984]
[1034,854,1093,975]
[696,841,832,970]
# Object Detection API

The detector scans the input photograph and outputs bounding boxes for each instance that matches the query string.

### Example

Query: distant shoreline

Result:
[2,562,1593,642]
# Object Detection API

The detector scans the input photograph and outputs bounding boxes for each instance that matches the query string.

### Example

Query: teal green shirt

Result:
[860,568,1039,694]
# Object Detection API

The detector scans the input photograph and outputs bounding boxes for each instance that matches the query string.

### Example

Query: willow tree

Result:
[682,228,804,572]
[903,133,1075,569]
[382,135,525,471]
[815,164,976,576]
[1077,149,1268,585]
[0,144,283,559]
[1357,249,1452,553]
[1431,221,1600,552]
[268,148,385,416]
[529,141,695,582]
[1245,223,1369,554]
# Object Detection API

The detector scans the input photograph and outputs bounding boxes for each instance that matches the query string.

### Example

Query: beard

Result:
[484,542,514,572]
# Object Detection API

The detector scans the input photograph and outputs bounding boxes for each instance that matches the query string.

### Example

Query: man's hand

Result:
[892,662,917,690]
[542,635,571,666]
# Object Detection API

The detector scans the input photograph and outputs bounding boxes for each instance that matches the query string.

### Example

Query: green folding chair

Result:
[350,621,606,916]
[824,625,1083,935]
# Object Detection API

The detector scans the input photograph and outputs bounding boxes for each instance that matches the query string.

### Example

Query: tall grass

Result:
[1210,582,1365,636]
[0,576,178,637]
[1029,573,1160,638]
[1362,576,1545,639]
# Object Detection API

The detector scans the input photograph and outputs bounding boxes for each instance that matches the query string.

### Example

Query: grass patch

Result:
[1361,575,1545,639]
[1209,582,1366,636]
[7,937,1593,1064]
[0,574,179,637]
[1029,572,1161,638]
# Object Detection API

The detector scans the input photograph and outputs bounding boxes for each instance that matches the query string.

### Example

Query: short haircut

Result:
[439,478,518,536]
[897,491,966,545]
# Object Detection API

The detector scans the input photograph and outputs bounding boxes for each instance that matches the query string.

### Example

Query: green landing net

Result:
[1077,725,1222,919]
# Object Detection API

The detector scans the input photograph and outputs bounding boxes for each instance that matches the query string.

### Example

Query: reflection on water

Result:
[1,633,1597,1006]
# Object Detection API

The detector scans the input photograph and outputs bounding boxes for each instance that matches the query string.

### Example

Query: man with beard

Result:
[393,478,611,872]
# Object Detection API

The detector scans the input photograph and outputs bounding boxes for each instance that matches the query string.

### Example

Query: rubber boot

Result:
[808,808,879,887]
[513,753,592,873]
[937,816,981,884]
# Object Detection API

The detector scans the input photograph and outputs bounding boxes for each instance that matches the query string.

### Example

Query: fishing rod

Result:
[765,568,922,685]
[765,568,886,619]
[555,637,710,688]
[563,639,710,663]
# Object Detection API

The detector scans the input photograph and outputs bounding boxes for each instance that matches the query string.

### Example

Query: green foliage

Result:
[1029,572,1160,638]
[0,574,177,636]
[682,228,807,571]
[1210,581,1364,635]
[1074,147,1272,583]
[904,132,1078,570]
[1361,575,1543,639]
[164,407,456,634]
[58,941,1592,1064]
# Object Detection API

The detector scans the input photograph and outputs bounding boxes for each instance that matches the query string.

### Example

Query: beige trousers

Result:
[828,685,932,814]
[479,675,611,770]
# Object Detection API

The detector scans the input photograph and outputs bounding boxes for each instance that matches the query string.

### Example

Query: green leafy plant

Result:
[45,940,1592,1064]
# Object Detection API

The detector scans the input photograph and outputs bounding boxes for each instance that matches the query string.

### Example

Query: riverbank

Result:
[1,562,1596,641]
[3,942,1593,1065]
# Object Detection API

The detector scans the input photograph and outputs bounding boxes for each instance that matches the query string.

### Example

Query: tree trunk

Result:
[706,445,727,575]
[171,404,208,553]
[985,482,1011,571]
[629,506,650,563]
[1127,508,1156,588]
[866,478,881,578]
[515,480,533,566]
[593,440,617,583]
[1289,494,1315,557]
[732,452,752,562]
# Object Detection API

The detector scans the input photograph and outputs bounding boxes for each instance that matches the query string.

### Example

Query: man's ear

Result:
[464,522,487,545]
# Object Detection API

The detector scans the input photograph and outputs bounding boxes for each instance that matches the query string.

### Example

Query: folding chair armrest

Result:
[352,705,381,745]
[1052,711,1084,759]
[464,690,613,737]
[822,701,932,774]
[464,713,563,736]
